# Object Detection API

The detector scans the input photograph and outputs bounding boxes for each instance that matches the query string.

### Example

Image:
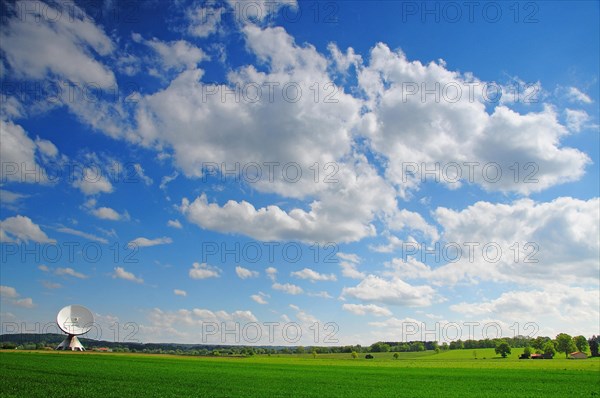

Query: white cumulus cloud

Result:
[189,262,221,279]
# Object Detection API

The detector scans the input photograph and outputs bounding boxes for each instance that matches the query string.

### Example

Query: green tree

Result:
[555,333,576,358]
[398,343,410,352]
[311,349,317,359]
[295,346,305,354]
[410,342,425,352]
[588,336,599,357]
[574,335,589,353]
[369,342,391,352]
[532,336,550,352]
[449,340,464,350]
[351,351,358,359]
[393,352,399,359]
[543,341,556,356]
[522,346,532,358]
[495,340,511,358]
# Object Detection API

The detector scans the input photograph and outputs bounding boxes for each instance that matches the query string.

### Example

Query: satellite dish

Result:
[55,305,94,351]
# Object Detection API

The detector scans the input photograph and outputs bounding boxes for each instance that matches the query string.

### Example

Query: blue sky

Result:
[0,0,598,346]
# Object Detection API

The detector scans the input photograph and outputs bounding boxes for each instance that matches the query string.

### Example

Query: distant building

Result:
[531,353,553,359]
[569,351,587,359]
[542,353,554,359]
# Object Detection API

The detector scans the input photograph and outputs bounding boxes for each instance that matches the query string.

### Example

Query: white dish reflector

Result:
[56,305,94,336]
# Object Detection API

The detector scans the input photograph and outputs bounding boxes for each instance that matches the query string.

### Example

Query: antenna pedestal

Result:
[56,335,85,351]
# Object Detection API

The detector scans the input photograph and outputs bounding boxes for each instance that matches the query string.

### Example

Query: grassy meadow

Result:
[1,349,599,397]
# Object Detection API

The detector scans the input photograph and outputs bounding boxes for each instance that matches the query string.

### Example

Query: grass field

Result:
[1,349,599,397]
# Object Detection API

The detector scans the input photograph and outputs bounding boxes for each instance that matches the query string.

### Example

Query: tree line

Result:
[370,334,600,358]
[2,333,599,358]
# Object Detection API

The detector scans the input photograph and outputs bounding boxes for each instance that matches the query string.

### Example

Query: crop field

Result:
[1,350,599,397]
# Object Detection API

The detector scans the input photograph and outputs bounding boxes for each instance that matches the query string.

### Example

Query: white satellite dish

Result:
[55,305,94,351]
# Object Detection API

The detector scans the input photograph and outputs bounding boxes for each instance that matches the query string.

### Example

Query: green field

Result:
[1,350,599,397]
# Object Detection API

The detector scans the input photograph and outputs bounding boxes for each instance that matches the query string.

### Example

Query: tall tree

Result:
[543,341,556,356]
[532,336,550,352]
[574,335,589,353]
[588,336,599,357]
[495,340,511,358]
[555,333,576,358]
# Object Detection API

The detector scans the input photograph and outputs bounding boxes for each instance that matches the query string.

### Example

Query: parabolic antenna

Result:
[55,305,94,351]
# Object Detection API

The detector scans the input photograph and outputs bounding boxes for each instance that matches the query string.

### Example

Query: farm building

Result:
[569,352,588,359]
[531,353,554,359]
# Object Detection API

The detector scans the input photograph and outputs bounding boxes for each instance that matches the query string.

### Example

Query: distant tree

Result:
[410,342,425,352]
[351,351,358,359]
[312,349,317,359]
[441,342,449,351]
[574,336,589,353]
[369,342,391,352]
[543,341,556,356]
[522,346,532,359]
[449,340,464,350]
[393,352,399,359]
[434,347,440,354]
[365,354,374,359]
[398,343,410,352]
[495,340,511,358]
[588,336,600,357]
[212,350,220,357]
[295,346,305,354]
[555,333,576,358]
[464,340,477,349]
[532,336,550,353]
